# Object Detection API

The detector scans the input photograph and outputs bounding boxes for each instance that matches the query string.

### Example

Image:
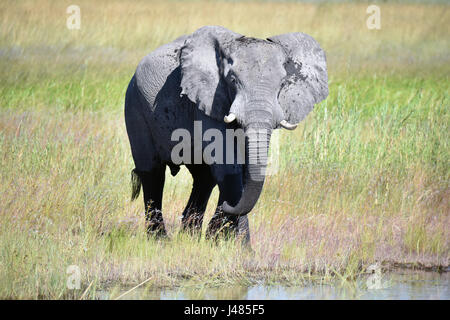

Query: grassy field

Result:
[0,0,449,299]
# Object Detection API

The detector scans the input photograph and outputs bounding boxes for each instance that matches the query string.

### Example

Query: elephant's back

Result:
[132,35,194,164]
[135,35,188,110]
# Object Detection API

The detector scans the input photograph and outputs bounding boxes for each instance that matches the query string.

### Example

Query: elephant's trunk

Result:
[222,119,272,216]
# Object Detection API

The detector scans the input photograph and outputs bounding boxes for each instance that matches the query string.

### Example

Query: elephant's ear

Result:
[268,33,328,125]
[180,26,241,121]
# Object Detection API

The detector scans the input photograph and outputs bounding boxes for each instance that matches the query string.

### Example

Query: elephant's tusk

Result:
[280,120,298,130]
[224,113,236,123]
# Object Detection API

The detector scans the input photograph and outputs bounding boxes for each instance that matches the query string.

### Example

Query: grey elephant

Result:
[125,26,328,243]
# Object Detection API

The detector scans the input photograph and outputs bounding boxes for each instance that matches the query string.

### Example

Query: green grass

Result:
[0,0,449,299]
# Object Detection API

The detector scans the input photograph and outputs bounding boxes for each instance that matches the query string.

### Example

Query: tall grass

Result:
[0,0,448,298]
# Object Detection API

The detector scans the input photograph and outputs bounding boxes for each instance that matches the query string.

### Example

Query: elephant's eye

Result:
[226,70,238,84]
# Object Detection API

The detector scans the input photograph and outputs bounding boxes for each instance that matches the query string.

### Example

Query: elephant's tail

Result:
[131,169,142,201]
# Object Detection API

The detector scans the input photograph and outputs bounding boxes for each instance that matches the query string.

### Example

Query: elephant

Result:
[124,26,328,244]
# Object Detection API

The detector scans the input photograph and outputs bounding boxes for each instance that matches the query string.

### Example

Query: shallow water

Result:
[101,271,449,300]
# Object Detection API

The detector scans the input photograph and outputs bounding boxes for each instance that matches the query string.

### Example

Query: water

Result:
[101,271,449,300]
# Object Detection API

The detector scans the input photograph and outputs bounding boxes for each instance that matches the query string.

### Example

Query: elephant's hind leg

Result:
[125,77,167,238]
[136,166,167,238]
[181,165,216,234]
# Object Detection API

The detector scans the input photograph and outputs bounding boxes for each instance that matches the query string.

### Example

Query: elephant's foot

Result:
[181,210,204,237]
[205,208,233,240]
[236,214,251,247]
[206,208,251,248]
[146,209,167,239]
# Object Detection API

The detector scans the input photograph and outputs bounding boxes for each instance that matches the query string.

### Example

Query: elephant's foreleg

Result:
[206,174,250,246]
[181,165,215,234]
[139,166,167,238]
[206,207,250,245]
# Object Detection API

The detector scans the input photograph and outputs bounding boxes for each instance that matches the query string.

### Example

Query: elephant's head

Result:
[179,26,328,216]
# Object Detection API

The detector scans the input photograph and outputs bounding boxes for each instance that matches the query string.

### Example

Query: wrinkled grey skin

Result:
[125,26,328,243]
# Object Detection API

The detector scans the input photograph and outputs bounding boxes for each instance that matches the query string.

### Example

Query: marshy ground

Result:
[0,0,448,299]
